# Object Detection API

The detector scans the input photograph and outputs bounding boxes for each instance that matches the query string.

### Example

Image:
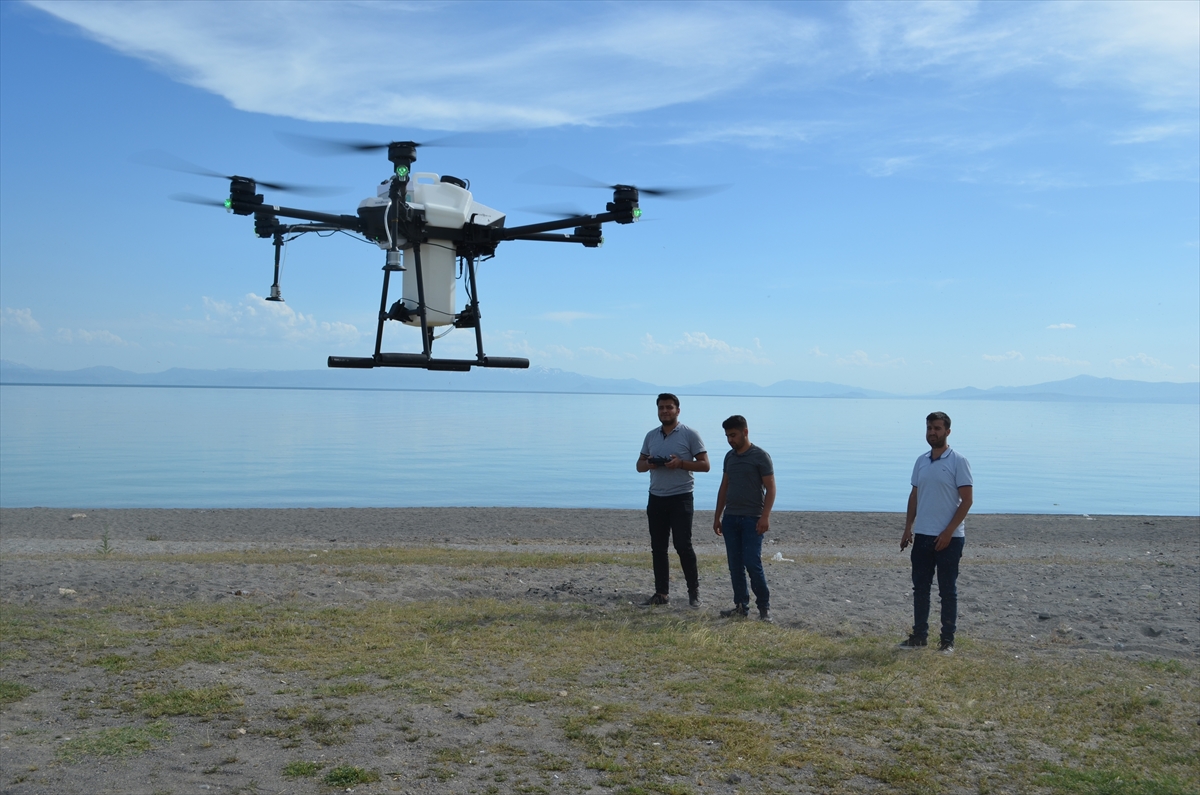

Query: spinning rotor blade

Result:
[518,204,592,219]
[134,150,342,196]
[519,165,729,200]
[277,131,510,156]
[169,192,227,208]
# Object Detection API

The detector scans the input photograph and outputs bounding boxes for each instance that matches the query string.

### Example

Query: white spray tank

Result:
[398,174,505,327]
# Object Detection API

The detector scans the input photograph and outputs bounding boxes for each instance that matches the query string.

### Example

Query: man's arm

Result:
[756,474,776,535]
[713,472,729,535]
[934,485,973,551]
[665,451,710,472]
[636,453,652,473]
[900,486,918,550]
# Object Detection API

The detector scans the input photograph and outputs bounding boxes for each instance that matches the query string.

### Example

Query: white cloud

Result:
[1112,352,1170,369]
[29,0,819,130]
[668,120,833,149]
[1111,123,1196,145]
[810,345,829,357]
[982,350,1023,362]
[191,294,360,343]
[846,1,1199,112]
[864,156,917,178]
[541,311,602,323]
[1038,354,1089,366]
[643,332,771,365]
[837,349,905,368]
[1,308,42,333]
[55,328,131,346]
[1046,323,1076,329]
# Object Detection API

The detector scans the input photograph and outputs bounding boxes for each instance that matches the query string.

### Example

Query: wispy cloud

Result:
[864,156,918,178]
[189,294,360,344]
[497,331,631,362]
[1111,123,1196,145]
[1,308,42,333]
[845,1,1198,112]
[1038,354,1089,366]
[982,350,1024,362]
[29,1,818,130]
[55,328,131,346]
[837,349,905,368]
[1046,323,1076,329]
[643,332,771,365]
[1112,352,1170,369]
[541,311,602,323]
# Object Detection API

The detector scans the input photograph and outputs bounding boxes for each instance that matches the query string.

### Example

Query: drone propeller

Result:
[518,204,593,220]
[277,131,508,156]
[134,150,342,197]
[169,192,228,208]
[519,166,729,200]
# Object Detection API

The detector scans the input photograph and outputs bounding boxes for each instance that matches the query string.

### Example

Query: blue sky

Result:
[1,0,1196,393]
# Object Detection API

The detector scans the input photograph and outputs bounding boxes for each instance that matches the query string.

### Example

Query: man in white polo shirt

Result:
[899,411,974,653]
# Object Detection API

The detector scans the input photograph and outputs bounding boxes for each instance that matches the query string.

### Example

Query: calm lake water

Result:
[1,385,1196,515]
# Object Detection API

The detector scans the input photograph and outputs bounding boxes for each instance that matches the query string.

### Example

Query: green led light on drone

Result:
[223,198,233,209]
[632,208,643,219]
[395,165,410,178]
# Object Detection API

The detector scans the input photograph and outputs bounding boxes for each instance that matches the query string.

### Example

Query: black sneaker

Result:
[937,639,954,654]
[688,591,701,608]
[897,634,927,649]
[719,603,749,619]
[641,593,669,606]
[758,607,773,623]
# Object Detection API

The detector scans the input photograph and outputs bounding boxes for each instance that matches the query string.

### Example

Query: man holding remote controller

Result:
[636,393,710,607]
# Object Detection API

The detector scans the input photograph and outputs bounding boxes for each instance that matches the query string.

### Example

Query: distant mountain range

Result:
[1,360,1195,404]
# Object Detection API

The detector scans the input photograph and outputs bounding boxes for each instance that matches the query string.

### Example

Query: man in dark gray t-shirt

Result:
[713,414,776,622]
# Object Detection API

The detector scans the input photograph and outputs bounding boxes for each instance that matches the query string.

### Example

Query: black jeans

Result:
[646,493,698,596]
[910,534,965,643]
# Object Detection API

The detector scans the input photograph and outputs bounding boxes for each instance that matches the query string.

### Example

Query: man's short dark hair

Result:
[722,414,748,431]
[657,393,680,409]
[926,411,951,429]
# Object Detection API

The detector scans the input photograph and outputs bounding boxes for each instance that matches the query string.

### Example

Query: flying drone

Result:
[166,139,699,373]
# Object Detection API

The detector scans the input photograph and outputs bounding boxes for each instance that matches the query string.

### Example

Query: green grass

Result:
[136,684,240,717]
[0,679,35,705]
[57,721,170,762]
[322,764,380,786]
[281,759,324,778]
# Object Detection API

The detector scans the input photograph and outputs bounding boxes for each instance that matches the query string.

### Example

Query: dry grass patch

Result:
[2,598,1195,794]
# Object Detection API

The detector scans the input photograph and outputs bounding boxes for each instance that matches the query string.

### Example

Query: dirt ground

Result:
[1,508,1196,794]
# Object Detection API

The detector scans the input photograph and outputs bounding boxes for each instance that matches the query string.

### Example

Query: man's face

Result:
[657,400,680,426]
[926,420,950,449]
[725,427,749,451]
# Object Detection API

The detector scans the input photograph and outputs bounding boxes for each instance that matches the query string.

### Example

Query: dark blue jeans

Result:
[721,514,769,610]
[646,493,698,596]
[910,534,965,643]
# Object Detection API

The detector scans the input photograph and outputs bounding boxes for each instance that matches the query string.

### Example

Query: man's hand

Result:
[664,455,683,470]
[900,527,913,551]
[934,529,954,551]
[713,516,723,536]
[756,515,770,535]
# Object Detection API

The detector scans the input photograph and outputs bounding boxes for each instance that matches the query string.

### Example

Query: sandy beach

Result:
[1,508,1196,794]
[3,508,1196,657]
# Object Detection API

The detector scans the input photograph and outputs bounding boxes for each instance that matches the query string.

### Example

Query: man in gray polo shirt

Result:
[713,414,776,622]
[899,411,974,653]
[637,393,710,607]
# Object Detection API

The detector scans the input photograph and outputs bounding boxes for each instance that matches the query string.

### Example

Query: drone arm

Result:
[233,202,363,232]
[494,211,629,240]
[510,233,597,244]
